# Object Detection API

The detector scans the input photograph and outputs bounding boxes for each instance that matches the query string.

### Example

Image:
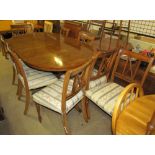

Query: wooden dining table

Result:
[116,95,155,134]
[6,32,95,72]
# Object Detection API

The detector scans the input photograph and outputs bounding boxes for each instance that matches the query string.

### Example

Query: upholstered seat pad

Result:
[19,62,58,90]
[86,82,124,116]
[33,79,83,114]
[60,69,107,89]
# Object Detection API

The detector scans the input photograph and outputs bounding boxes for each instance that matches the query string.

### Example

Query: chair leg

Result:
[35,102,42,123]
[75,104,82,113]
[24,89,30,115]
[81,97,88,122]
[17,80,23,100]
[16,79,20,95]
[85,97,90,120]
[62,112,71,135]
[16,80,19,95]
[12,67,16,85]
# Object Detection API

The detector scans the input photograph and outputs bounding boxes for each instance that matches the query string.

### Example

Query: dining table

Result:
[6,32,95,72]
[116,95,155,134]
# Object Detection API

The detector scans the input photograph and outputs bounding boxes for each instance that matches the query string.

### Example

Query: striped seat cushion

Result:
[18,62,58,90]
[86,82,124,116]
[89,69,107,89]
[32,78,83,114]
[60,69,107,89]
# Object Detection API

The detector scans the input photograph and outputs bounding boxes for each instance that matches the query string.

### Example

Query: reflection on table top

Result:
[6,32,95,71]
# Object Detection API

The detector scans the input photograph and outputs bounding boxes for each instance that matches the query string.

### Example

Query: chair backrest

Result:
[99,20,122,52]
[111,49,154,87]
[112,83,144,134]
[61,52,99,113]
[90,50,117,81]
[0,35,9,58]
[11,24,33,36]
[44,21,53,32]
[7,49,29,90]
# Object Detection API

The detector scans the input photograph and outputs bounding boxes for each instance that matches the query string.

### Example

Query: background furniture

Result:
[44,21,53,32]
[112,83,155,134]
[0,20,13,33]
[78,20,106,44]
[11,23,34,36]
[6,32,94,72]
[62,21,82,39]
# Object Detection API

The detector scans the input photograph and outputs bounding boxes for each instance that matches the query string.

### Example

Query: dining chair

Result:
[78,20,106,45]
[84,49,154,119]
[7,49,58,115]
[11,24,34,36]
[32,52,99,134]
[44,21,53,33]
[112,83,155,135]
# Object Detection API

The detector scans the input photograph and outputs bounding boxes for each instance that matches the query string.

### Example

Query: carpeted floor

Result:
[0,50,112,135]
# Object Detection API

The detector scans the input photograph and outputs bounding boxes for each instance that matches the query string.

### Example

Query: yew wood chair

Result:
[7,50,58,115]
[84,49,154,119]
[112,83,155,135]
[32,53,98,134]
[11,24,34,36]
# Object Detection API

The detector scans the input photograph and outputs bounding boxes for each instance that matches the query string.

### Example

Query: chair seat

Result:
[19,62,58,90]
[32,78,84,114]
[116,98,155,135]
[86,82,124,115]
[89,69,107,89]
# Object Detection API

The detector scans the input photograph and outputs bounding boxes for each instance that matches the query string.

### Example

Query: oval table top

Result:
[116,95,155,134]
[6,32,95,71]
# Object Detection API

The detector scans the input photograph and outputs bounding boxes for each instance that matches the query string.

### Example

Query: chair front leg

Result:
[35,102,42,123]
[24,89,31,115]
[62,112,71,135]
[81,97,88,122]
[85,97,90,120]
[12,66,16,85]
[17,80,23,100]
